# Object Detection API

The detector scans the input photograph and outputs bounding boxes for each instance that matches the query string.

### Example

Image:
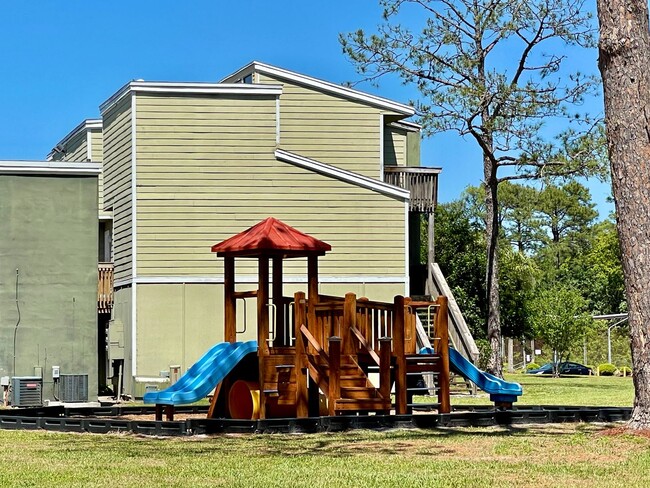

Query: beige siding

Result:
[111,286,133,390]
[384,126,407,166]
[133,92,406,280]
[133,281,403,379]
[102,96,133,281]
[61,131,88,162]
[257,73,389,179]
[89,128,105,211]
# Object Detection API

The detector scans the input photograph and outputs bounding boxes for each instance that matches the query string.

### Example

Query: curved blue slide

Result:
[421,347,523,404]
[143,340,257,405]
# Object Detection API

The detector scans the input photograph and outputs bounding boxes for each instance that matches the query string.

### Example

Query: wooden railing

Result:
[384,166,439,213]
[292,290,450,416]
[98,263,114,314]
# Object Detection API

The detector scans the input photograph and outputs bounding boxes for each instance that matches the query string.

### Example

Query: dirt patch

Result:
[598,426,650,438]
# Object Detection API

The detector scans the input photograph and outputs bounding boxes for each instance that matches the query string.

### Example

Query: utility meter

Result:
[52,366,60,379]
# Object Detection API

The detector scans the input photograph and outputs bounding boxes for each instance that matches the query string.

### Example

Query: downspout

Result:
[13,269,21,378]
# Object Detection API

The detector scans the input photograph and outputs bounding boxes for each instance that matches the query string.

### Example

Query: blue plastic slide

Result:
[143,340,257,405]
[421,347,523,404]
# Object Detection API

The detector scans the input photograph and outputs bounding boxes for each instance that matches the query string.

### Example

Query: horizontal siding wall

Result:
[384,126,407,166]
[133,281,403,378]
[102,95,133,281]
[61,131,88,162]
[134,92,406,279]
[90,128,105,211]
[258,73,389,179]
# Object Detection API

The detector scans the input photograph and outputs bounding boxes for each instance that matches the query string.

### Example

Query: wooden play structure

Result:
[201,218,451,419]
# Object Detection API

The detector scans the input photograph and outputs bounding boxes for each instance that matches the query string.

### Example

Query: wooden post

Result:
[425,212,435,296]
[436,295,450,414]
[307,255,319,352]
[393,295,407,415]
[294,291,308,418]
[379,337,392,413]
[328,336,341,416]
[224,256,236,343]
[342,292,357,355]
[404,297,416,354]
[272,257,285,347]
[257,257,269,419]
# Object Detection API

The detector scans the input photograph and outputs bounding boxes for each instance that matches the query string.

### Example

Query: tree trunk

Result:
[484,155,503,378]
[597,0,650,429]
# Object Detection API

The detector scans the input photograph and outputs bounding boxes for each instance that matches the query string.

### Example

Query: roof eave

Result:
[221,61,415,117]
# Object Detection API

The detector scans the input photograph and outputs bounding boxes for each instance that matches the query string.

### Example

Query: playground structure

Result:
[145,218,521,420]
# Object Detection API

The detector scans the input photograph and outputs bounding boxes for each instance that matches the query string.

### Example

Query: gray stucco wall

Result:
[0,174,98,402]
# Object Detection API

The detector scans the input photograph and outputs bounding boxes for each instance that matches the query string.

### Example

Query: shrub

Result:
[525,362,540,371]
[598,363,617,376]
[618,366,632,376]
[475,339,491,371]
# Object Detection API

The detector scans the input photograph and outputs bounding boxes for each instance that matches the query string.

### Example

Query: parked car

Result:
[526,362,593,375]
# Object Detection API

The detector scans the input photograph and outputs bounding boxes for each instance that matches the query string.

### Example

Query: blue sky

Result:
[0,1,613,216]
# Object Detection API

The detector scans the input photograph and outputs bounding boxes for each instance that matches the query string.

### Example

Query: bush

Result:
[525,362,540,371]
[618,366,632,376]
[475,339,491,371]
[598,363,617,376]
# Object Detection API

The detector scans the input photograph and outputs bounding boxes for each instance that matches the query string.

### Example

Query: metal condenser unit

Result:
[11,377,43,407]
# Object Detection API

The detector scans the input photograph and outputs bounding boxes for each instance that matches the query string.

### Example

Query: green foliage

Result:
[526,362,540,370]
[530,284,592,369]
[598,363,617,376]
[499,247,539,338]
[433,200,539,340]
[535,181,598,273]
[618,366,632,376]
[475,338,492,371]
[432,202,487,339]
[574,221,626,314]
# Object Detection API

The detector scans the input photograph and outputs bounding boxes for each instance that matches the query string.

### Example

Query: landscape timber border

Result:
[0,405,631,436]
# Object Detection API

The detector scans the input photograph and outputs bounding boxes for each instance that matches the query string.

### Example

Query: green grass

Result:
[448,373,635,408]
[0,374,641,486]
[1,424,650,487]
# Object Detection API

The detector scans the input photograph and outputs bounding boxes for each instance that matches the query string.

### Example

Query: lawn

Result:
[1,424,649,487]
[0,374,642,487]
[449,373,635,408]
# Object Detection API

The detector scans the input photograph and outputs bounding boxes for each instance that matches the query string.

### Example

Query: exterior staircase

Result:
[306,352,391,414]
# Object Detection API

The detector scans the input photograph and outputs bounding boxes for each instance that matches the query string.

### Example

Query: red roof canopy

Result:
[211,217,331,258]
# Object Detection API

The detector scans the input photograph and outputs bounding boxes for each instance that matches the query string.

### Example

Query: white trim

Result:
[276,97,281,145]
[389,120,422,132]
[116,275,408,286]
[48,119,102,160]
[0,161,101,175]
[86,130,92,161]
[99,211,113,221]
[275,149,409,201]
[130,91,138,377]
[404,201,410,296]
[221,61,415,116]
[379,114,385,181]
[100,81,283,113]
[131,283,137,377]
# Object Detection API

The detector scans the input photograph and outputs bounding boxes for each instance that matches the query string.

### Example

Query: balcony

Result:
[98,262,114,314]
[384,166,440,213]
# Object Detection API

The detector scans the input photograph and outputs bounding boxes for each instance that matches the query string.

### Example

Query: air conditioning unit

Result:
[11,377,43,407]
[59,374,88,403]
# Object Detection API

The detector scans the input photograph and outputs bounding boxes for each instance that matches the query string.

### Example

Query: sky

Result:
[0,1,613,217]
